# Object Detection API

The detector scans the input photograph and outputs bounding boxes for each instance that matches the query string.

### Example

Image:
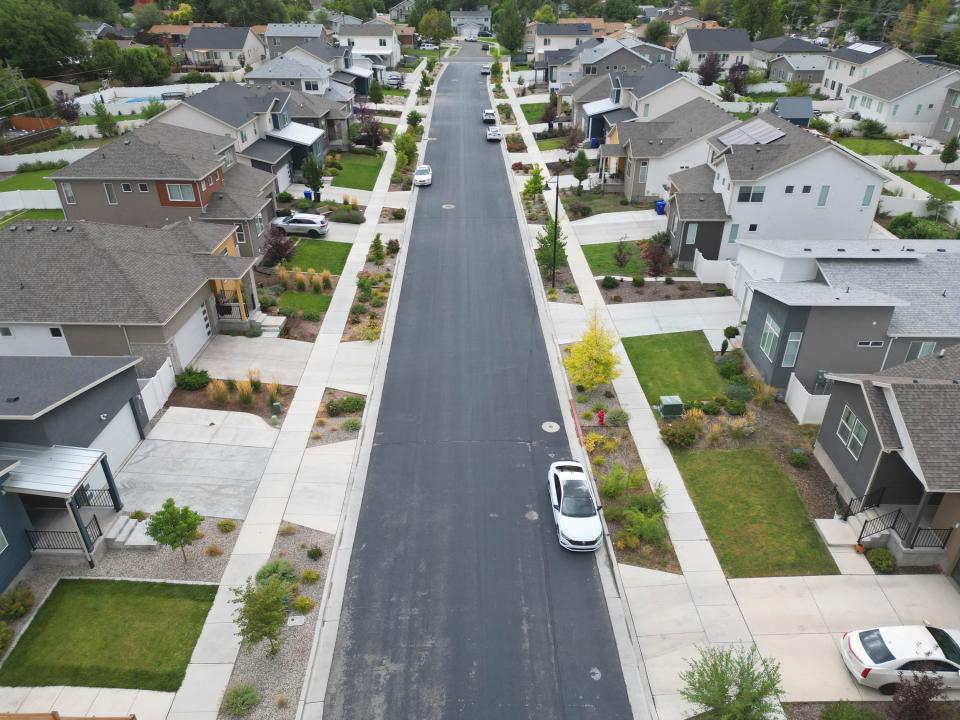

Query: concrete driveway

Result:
[194,335,313,386]
[572,209,667,244]
[608,296,741,350]
[116,407,276,519]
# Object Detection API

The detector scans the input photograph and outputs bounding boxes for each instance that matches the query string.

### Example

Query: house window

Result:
[255,212,264,235]
[915,104,922,116]
[348,38,355,46]
[848,65,855,77]
[748,223,758,231]
[837,405,868,459]
[272,37,280,45]
[138,182,149,192]
[0,327,11,336]
[759,314,780,361]
[62,182,76,205]
[728,223,738,243]
[802,185,811,194]
[643,103,650,118]
[862,185,875,206]
[817,185,830,207]
[857,340,884,347]
[906,340,936,362]
[236,223,246,244]
[782,331,802,368]
[638,161,648,183]
[166,183,196,202]
[121,182,132,192]
[379,38,387,46]
[697,53,705,61]
[946,117,955,133]
[0,526,6,556]
[785,185,794,194]
[240,129,248,143]
[877,102,884,113]
[685,222,698,244]
[222,147,236,168]
[737,185,765,203]
[305,80,319,91]
[848,95,857,110]
[49,327,63,338]
[892,104,899,116]
[228,51,235,59]
[861,97,872,110]
[104,183,117,205]
[544,38,551,46]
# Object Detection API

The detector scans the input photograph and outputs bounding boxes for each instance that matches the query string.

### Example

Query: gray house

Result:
[815,348,960,575]
[264,23,329,58]
[664,164,729,263]
[0,356,142,589]
[751,35,829,68]
[451,7,492,36]
[771,96,813,126]
[768,54,827,84]
[932,80,960,143]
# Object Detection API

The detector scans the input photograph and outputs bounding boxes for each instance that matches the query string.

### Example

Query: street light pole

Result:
[551,177,560,289]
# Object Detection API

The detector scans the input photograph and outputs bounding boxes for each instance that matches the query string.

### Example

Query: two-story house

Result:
[389,0,415,23]
[157,83,326,189]
[750,35,829,69]
[932,81,960,143]
[264,23,330,58]
[847,59,959,136]
[184,26,266,71]
[819,41,911,101]
[599,97,737,201]
[768,54,827,84]
[665,112,887,264]
[324,12,362,35]
[148,22,225,53]
[532,23,593,62]
[545,37,652,89]
[50,122,276,258]
[669,16,704,37]
[451,7,492,38]
[282,39,367,97]
[672,29,752,72]
[337,23,402,72]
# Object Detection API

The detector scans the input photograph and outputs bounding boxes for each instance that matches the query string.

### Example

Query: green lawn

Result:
[582,241,646,277]
[278,291,333,318]
[0,209,64,227]
[622,331,726,404]
[536,136,566,150]
[733,111,755,121]
[741,92,788,103]
[286,238,352,275]
[520,102,548,124]
[675,448,839,577]
[331,152,385,191]
[838,137,918,156]
[561,191,654,217]
[0,169,56,191]
[381,87,410,97]
[0,579,215,691]
[896,171,960,201]
[408,47,441,57]
[78,111,147,125]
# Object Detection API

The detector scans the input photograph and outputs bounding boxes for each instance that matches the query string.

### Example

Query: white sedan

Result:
[842,625,960,694]
[270,213,329,237]
[547,461,603,552]
[413,164,432,186]
[480,64,491,75]
[486,126,502,142]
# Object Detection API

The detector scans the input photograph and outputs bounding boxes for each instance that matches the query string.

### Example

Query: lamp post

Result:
[550,176,560,289]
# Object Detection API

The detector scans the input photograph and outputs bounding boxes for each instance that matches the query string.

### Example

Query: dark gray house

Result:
[815,348,960,574]
[932,80,960,143]
[767,54,826,84]
[0,356,141,589]
[665,164,728,264]
[264,23,329,58]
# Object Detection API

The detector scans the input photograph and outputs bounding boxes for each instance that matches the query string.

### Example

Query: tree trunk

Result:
[181,544,188,563]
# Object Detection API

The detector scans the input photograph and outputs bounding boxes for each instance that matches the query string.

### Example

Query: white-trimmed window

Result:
[953,93,960,109]
[737,185,765,203]
[138,182,149,192]
[0,327,11,337]
[166,183,196,202]
[222,147,236,168]
[685,222,698,244]
[837,405,867,459]
[255,212,264,235]
[0,526,7,555]
[104,183,117,205]
[305,80,319,91]
[638,160,648,183]
[892,104,899,116]
[240,129,248,143]
[759,314,780,361]
[62,182,76,205]
[782,331,802,367]
[236,223,246,244]
[857,340,884,348]
[643,102,650,117]
[862,185,875,206]
[49,327,63,337]
[121,182,132,192]
[906,340,936,362]
[728,223,739,244]
[817,185,830,207]
[945,117,955,133]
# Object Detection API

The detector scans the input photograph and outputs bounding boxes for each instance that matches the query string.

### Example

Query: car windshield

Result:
[928,627,960,665]
[560,496,596,518]
[415,168,429,176]
[859,629,895,664]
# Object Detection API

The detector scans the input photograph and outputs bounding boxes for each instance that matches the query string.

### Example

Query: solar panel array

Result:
[846,42,882,54]
[716,118,786,146]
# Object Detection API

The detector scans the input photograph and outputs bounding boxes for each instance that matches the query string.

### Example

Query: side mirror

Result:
[596,504,603,510]
[553,504,559,510]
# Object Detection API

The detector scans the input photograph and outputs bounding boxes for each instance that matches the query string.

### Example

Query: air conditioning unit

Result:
[658,395,684,419]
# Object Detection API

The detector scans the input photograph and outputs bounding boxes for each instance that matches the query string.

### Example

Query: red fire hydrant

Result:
[597,409,606,426]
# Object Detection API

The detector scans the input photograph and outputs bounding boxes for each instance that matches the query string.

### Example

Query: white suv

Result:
[271,213,329,237]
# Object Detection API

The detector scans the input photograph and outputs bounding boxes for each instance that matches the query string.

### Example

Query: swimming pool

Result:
[124,97,152,103]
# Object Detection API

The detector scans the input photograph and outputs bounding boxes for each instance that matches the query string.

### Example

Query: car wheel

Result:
[308,230,319,238]
[879,684,898,696]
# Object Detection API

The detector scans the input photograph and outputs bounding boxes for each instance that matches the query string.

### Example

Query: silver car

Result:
[271,213,329,237]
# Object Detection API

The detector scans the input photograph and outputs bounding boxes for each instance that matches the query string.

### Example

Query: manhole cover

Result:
[525,510,539,521]
[542,421,560,433]
[442,203,455,209]
[287,615,306,627]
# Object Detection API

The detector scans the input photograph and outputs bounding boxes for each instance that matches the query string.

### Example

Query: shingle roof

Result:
[338,23,395,36]
[684,28,751,52]
[566,73,612,103]
[297,38,346,61]
[672,191,729,221]
[613,64,684,99]
[280,85,351,119]
[670,163,715,193]
[752,35,827,54]
[180,82,283,128]
[772,96,813,119]
[245,55,329,80]
[570,38,650,66]
[775,53,828,71]
[265,23,327,37]
[829,42,895,64]
[203,164,274,220]
[535,23,593,36]
[849,59,958,101]
[750,280,904,307]
[0,221,252,325]
[451,8,491,17]
[184,26,253,50]
[615,97,733,158]
[888,384,960,490]
[238,138,291,164]
[52,122,232,181]
[862,384,901,449]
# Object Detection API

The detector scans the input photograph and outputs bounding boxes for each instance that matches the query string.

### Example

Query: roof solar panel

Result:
[717,118,786,146]
[847,42,881,53]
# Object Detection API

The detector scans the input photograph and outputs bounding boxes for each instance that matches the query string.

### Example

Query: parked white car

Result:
[547,461,603,552]
[480,64,491,75]
[842,626,960,694]
[270,213,329,237]
[385,73,403,88]
[486,126,502,142]
[482,108,496,123]
[413,164,433,186]
[420,43,438,50]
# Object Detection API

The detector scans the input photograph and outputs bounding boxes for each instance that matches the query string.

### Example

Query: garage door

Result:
[90,403,141,474]
[174,303,212,369]
[276,162,292,192]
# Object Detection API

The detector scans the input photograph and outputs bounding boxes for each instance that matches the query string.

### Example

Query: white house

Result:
[668,16,703,36]
[673,28,752,72]
[750,35,829,69]
[847,59,959,136]
[184,27,266,71]
[37,79,80,100]
[451,7,492,36]
[337,23,402,70]
[819,42,911,100]
[389,0,415,22]
[532,22,593,60]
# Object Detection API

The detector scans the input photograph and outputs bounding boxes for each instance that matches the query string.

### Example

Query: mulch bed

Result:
[785,701,960,720]
[543,266,581,304]
[547,159,599,176]
[521,192,548,223]
[340,252,397,342]
[167,383,296,422]
[598,279,730,304]
[378,207,406,223]
[280,316,321,342]
[308,389,365,447]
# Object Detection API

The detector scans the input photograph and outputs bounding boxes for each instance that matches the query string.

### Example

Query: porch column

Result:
[100,456,123,511]
[67,496,95,568]
[905,491,932,549]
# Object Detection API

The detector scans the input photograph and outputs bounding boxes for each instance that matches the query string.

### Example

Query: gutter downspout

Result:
[880,334,896,370]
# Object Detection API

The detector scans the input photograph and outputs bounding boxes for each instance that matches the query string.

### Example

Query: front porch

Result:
[211,274,258,332]
[597,145,626,194]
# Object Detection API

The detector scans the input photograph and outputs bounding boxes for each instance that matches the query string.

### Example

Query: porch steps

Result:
[249,309,287,339]
[104,515,158,551]
[123,521,158,550]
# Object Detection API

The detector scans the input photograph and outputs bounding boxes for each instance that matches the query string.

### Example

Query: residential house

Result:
[245,52,361,114]
[37,79,79,100]
[817,18,839,36]
[532,23,593,62]
[544,37,652,89]
[771,96,813,126]
[669,16,704,36]
[0,220,258,375]
[768,54,827,84]
[389,0,415,23]
[847,59,959,136]
[147,23,225,53]
[819,42,911,100]
[251,83,351,149]
[281,38,367,96]
[337,23,402,70]
[51,122,276,257]
[184,26,267,71]
[0,356,142,588]
[622,38,673,65]
[451,7,492,37]
[561,73,614,133]
[932,81,960,142]
[665,112,887,263]
[814,347,960,574]
[556,17,624,38]
[673,29,752,72]
[324,12,363,35]
[157,83,327,188]
[76,21,112,43]
[751,35,829,69]
[599,97,737,201]
[264,23,329,58]
[396,24,416,47]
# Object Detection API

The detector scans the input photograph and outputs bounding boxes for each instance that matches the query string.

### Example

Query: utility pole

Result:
[830,2,844,46]
[551,177,560,289]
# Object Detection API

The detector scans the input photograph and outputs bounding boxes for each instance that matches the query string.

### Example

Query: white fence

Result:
[692,250,737,287]
[138,358,176,422]
[784,373,830,425]
[0,189,62,212]
[70,119,147,139]
[863,153,960,172]
[0,148,95,172]
[77,82,218,116]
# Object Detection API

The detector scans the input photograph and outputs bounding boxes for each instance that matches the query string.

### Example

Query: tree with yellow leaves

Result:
[564,312,620,391]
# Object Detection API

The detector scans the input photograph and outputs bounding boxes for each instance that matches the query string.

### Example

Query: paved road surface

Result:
[323,45,633,719]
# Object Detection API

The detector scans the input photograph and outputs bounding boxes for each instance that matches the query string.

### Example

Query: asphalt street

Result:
[322,44,633,719]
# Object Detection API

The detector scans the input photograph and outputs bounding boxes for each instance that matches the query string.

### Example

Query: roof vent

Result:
[24,225,32,232]
[937,247,946,252]
[124,139,130,145]
[65,226,73,232]
[837,247,845,252]
[871,247,879,251]
[50,226,58,232]
[803,247,811,252]
[938,349,946,358]
[7,225,15,231]
[913,378,919,383]
[943,289,948,297]
[699,195,705,201]
[4,396,19,404]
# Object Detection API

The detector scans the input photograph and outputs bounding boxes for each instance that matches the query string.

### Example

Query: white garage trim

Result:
[89,403,141,473]
[174,303,213,370]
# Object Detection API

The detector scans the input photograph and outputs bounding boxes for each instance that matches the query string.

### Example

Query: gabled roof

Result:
[774,53,828,71]
[535,22,593,37]
[179,82,284,128]
[615,97,734,158]
[245,55,329,81]
[570,38,651,67]
[669,163,727,221]
[265,23,327,37]
[772,95,813,119]
[338,22,395,36]
[203,164,274,220]
[752,35,828,54]
[184,26,254,50]
[683,28,751,52]
[614,64,686,99]
[829,41,895,65]
[296,38,347,61]
[849,59,958,101]
[750,280,904,307]
[565,73,612,103]
[148,23,224,36]
[451,7,491,17]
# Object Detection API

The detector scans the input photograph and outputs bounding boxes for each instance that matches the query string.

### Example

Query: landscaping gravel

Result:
[217,525,333,720]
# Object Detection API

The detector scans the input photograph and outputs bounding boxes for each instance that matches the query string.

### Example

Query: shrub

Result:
[327,396,365,416]
[300,569,321,584]
[629,489,665,516]
[604,506,627,523]
[715,286,732,296]
[276,191,293,203]
[387,238,400,256]
[599,464,629,499]
[613,530,641,551]
[723,325,740,339]
[0,585,35,621]
[725,383,755,402]
[787,448,810,468]
[684,407,706,432]
[820,702,884,720]
[724,399,747,416]
[16,159,67,173]
[307,545,323,560]
[624,509,668,548]
[129,509,148,521]
[235,380,254,405]
[222,684,260,717]
[257,291,277,308]
[330,209,365,224]
[568,201,592,218]
[891,671,947,720]
[255,558,298,587]
[176,365,210,390]
[217,519,237,533]
[856,118,887,139]
[702,401,722,416]
[278,523,298,536]
[727,415,757,440]
[247,368,262,392]
[660,420,698,448]
[0,621,12,657]
[207,379,228,405]
[563,283,577,294]
[606,408,630,427]
[391,207,407,220]
[343,418,362,432]
[275,694,289,708]
[206,544,224,557]
[601,275,619,289]
[292,595,316,614]
[632,276,645,287]
[866,547,896,573]
[704,421,725,446]
[680,646,782,720]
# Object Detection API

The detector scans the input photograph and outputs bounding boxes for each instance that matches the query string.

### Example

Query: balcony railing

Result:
[75,486,114,508]
[25,515,102,551]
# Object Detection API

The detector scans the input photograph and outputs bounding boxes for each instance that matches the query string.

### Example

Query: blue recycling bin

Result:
[303,190,312,200]
[590,136,600,149]
[655,199,666,215]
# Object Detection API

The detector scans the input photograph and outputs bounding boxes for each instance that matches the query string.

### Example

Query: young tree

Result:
[406,109,423,127]
[534,215,567,278]
[93,99,119,137]
[496,0,525,54]
[369,232,385,265]
[532,3,557,22]
[565,126,585,155]
[524,164,545,196]
[680,646,783,720]
[612,237,633,269]
[563,312,620,391]
[301,153,324,197]
[145,498,204,562]
[541,101,557,129]
[418,8,452,56]
[889,3,918,48]
[572,149,590,191]
[697,52,723,86]
[940,135,958,170]
[141,97,167,119]
[231,577,290,656]
[643,241,668,277]
[262,228,295,266]
[643,19,670,46]
[53,90,80,123]
[727,62,750,95]
[169,1,193,22]
[367,79,384,104]
[926,195,949,222]
[698,0,723,19]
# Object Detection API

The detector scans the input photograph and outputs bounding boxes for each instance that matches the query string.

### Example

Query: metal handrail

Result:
[86,515,103,543]
[76,487,114,508]
[25,528,83,551]
[858,508,901,544]
[838,487,886,520]
[856,506,953,549]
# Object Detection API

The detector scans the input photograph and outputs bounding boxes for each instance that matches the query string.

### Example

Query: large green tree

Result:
[418,8,452,51]
[132,2,166,29]
[65,0,122,22]
[209,0,289,25]
[532,2,557,22]
[731,0,784,38]
[643,18,670,45]
[603,0,638,21]
[90,38,122,72]
[0,0,87,77]
[114,46,172,85]
[495,0,526,54]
